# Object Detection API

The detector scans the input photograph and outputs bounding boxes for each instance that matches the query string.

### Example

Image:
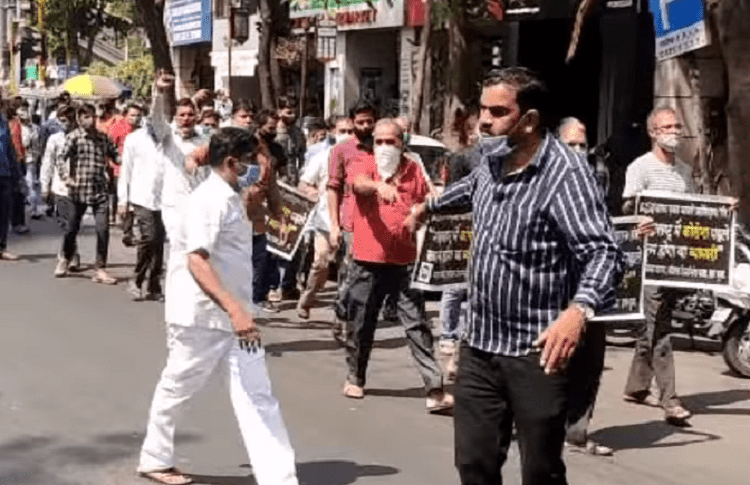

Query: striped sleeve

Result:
[427,169,475,213]
[552,163,624,312]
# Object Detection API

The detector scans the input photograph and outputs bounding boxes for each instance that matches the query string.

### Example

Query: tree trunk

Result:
[715,0,750,225]
[82,28,100,67]
[135,0,174,115]
[270,35,283,103]
[442,8,468,150]
[258,0,275,108]
[412,0,432,135]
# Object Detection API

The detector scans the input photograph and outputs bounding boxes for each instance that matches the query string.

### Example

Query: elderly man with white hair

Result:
[344,117,453,413]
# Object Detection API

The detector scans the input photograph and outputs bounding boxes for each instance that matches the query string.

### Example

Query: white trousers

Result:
[138,324,299,485]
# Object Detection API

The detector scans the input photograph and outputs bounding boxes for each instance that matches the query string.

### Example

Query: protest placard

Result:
[637,190,736,290]
[265,181,317,260]
[411,210,472,291]
[591,216,648,322]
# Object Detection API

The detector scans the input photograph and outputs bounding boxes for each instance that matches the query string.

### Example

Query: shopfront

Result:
[169,0,214,97]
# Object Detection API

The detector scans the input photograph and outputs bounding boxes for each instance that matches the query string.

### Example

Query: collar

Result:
[207,169,238,196]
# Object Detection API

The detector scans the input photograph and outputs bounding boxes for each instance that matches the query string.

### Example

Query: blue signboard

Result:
[648,0,709,60]
[170,0,212,46]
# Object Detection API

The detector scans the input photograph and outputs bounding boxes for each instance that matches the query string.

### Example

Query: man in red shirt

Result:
[110,104,142,155]
[343,118,453,414]
[327,100,376,342]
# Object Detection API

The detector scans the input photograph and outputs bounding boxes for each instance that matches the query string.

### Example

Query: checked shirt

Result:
[62,127,119,204]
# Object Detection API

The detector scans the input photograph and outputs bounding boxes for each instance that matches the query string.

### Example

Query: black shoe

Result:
[145,292,165,302]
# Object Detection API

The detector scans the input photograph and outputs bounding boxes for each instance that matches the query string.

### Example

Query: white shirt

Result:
[300,146,331,232]
[40,131,69,197]
[165,171,254,332]
[118,128,166,211]
[622,151,694,198]
[161,125,209,211]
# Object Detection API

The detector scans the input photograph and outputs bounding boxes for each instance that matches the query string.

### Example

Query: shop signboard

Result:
[411,210,472,291]
[290,0,404,31]
[316,20,337,60]
[265,181,317,260]
[591,216,648,322]
[637,191,736,290]
[648,0,709,60]
[170,0,212,46]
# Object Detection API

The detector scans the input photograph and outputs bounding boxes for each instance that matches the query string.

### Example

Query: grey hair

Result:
[374,118,404,139]
[557,117,585,137]
[646,106,677,131]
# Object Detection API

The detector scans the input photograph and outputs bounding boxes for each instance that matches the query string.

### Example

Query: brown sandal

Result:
[139,468,193,485]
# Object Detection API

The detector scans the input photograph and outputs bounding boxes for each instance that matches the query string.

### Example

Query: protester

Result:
[341,118,453,413]
[327,100,377,343]
[159,96,209,242]
[40,105,81,272]
[557,117,588,155]
[296,116,354,320]
[110,103,142,155]
[0,93,23,261]
[196,108,220,138]
[7,98,29,234]
[228,99,255,129]
[57,104,119,284]
[438,106,480,380]
[556,117,613,456]
[276,96,305,186]
[137,126,299,485]
[118,109,167,302]
[621,106,696,425]
[249,109,286,313]
[407,67,623,484]
[214,88,233,121]
[18,104,43,219]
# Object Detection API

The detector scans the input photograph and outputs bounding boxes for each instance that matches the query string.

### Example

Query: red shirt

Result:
[8,118,24,163]
[327,138,372,233]
[108,118,133,155]
[350,154,429,265]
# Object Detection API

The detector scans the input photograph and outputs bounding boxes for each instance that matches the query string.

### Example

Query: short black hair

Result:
[209,127,258,168]
[124,103,142,115]
[307,117,326,133]
[483,67,550,127]
[277,96,297,110]
[57,105,76,120]
[254,108,278,128]
[349,99,377,120]
[59,91,71,104]
[233,98,255,115]
[176,97,196,112]
[77,104,96,117]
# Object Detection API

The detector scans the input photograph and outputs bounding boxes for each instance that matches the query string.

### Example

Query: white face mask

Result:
[656,133,679,152]
[374,145,402,181]
[335,133,352,144]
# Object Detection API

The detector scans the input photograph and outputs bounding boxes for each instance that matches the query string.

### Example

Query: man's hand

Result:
[532,306,586,375]
[185,155,198,175]
[117,204,130,219]
[636,216,655,239]
[330,224,342,251]
[404,202,426,234]
[376,182,399,203]
[229,306,261,349]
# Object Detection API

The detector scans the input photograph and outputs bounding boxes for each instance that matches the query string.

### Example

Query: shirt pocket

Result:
[493,206,558,254]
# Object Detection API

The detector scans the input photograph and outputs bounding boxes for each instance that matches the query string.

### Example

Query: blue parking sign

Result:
[648,0,709,60]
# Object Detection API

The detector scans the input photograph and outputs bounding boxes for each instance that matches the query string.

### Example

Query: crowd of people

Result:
[0,65,736,485]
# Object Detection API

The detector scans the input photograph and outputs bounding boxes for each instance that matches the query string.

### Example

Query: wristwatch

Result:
[571,302,595,321]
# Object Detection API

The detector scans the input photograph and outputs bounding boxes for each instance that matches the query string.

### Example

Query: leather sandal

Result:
[138,468,193,485]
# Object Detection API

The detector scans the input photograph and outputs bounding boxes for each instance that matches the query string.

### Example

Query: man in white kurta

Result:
[137,126,298,485]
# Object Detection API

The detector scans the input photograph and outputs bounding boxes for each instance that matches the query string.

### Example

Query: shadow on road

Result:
[681,389,750,416]
[189,460,399,485]
[0,432,203,485]
[366,386,425,399]
[17,252,58,263]
[266,336,406,356]
[591,420,721,451]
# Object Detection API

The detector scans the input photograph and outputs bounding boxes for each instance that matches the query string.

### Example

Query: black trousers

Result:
[0,176,14,251]
[58,196,110,269]
[454,345,569,485]
[11,163,25,228]
[132,204,165,293]
[565,322,607,445]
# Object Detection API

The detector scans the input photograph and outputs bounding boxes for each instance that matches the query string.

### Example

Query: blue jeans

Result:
[440,287,467,341]
[252,234,272,304]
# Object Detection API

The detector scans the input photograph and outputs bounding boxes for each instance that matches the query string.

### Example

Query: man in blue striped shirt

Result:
[407,68,623,485]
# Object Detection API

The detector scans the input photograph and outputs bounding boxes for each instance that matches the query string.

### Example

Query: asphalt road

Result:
[1,216,749,485]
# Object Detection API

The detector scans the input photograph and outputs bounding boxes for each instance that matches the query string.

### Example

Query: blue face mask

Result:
[238,164,261,189]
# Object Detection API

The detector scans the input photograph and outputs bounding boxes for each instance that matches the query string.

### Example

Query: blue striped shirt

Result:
[427,134,623,356]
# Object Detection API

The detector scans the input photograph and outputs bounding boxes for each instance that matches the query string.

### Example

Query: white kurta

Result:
[139,172,298,485]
